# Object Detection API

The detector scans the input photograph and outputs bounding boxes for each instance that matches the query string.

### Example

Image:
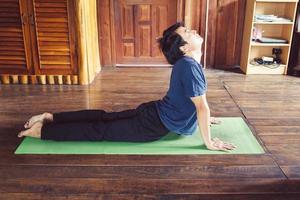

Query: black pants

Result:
[41,101,169,142]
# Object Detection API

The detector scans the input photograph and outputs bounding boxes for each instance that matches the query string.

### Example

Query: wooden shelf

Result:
[240,0,298,75]
[251,42,290,46]
[253,21,294,25]
[256,0,297,2]
[247,64,286,74]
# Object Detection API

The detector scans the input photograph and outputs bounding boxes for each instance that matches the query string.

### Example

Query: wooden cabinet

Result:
[0,0,81,84]
[29,0,77,75]
[0,0,32,75]
[0,0,100,85]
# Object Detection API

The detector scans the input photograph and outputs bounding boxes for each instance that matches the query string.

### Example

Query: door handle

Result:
[29,14,35,25]
[21,13,27,25]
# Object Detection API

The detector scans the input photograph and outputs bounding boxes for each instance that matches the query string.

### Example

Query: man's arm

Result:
[190,94,236,151]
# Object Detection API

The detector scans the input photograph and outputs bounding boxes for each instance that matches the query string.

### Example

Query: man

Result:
[18,22,236,151]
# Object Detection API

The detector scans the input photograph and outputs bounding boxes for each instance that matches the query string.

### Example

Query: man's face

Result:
[175,26,203,52]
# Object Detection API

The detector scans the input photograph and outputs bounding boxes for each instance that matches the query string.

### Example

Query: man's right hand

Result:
[210,117,222,126]
[206,137,236,151]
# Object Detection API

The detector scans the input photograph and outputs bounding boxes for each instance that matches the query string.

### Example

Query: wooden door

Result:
[0,0,33,74]
[206,0,246,69]
[29,0,77,75]
[288,3,300,75]
[114,0,177,66]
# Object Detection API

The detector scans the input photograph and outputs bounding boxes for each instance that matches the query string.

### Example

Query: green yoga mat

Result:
[15,117,264,155]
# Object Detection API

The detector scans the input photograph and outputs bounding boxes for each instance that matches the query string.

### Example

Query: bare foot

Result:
[18,121,43,138]
[24,112,53,129]
[210,117,222,126]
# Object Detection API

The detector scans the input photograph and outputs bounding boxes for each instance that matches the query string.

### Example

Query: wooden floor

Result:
[0,67,300,199]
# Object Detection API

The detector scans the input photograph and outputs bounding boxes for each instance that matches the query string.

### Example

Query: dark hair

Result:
[158,22,187,64]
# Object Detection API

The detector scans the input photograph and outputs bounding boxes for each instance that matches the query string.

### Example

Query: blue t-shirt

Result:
[155,56,207,135]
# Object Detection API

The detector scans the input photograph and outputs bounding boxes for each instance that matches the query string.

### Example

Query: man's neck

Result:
[184,51,202,65]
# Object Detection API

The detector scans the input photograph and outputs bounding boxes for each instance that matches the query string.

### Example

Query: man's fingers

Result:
[220,147,230,152]
[210,117,222,125]
[226,142,237,148]
[223,143,236,150]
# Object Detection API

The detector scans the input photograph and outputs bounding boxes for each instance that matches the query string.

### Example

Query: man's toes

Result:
[18,130,28,138]
[24,121,30,128]
[25,118,37,129]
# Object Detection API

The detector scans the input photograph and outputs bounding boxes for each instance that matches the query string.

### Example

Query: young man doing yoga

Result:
[18,22,236,152]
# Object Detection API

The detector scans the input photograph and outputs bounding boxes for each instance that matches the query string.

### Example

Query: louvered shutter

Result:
[0,0,32,74]
[31,0,77,75]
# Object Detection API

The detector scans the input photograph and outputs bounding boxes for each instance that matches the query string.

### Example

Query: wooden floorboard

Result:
[223,74,300,182]
[1,178,298,194]
[1,193,300,200]
[0,68,299,198]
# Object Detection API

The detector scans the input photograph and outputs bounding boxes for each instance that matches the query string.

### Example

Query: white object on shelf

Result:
[254,14,292,22]
[262,56,274,62]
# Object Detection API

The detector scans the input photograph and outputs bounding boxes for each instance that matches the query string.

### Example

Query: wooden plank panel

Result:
[34,8,67,13]
[35,27,69,32]
[138,5,151,21]
[0,51,25,56]
[0,0,30,74]
[0,60,26,65]
[139,25,151,56]
[153,5,167,57]
[0,31,23,37]
[281,166,300,180]
[36,18,68,23]
[40,50,70,56]
[31,0,77,75]
[255,126,300,136]
[151,5,167,57]
[0,165,285,179]
[1,193,300,200]
[123,43,134,57]
[267,144,300,166]
[122,5,134,39]
[37,23,68,28]
[0,178,295,194]
[35,2,67,8]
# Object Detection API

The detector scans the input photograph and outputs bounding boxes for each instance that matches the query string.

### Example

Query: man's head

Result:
[158,22,203,64]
